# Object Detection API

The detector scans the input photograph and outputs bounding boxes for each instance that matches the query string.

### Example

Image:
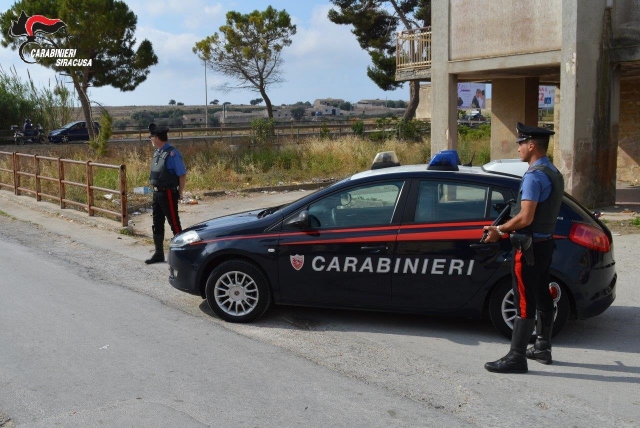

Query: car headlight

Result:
[170,230,202,248]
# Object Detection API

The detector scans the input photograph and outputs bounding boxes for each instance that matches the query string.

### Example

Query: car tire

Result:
[61,136,69,144]
[488,278,570,340]
[205,259,271,323]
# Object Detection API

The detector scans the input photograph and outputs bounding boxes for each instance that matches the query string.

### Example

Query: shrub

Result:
[250,118,274,144]
[89,111,112,157]
[351,120,364,136]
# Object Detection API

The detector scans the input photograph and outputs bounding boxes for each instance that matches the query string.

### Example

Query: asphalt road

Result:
[1,190,639,427]
[0,223,463,428]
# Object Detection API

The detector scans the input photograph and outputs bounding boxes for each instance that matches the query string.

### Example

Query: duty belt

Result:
[153,186,177,192]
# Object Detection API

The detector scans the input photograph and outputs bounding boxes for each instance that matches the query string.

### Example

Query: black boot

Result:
[526,310,554,364]
[485,317,535,373]
[145,234,165,264]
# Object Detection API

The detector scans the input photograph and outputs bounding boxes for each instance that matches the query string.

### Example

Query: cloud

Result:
[129,0,225,30]
[289,4,369,66]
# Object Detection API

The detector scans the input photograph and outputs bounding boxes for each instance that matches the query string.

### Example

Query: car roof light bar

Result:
[427,150,461,171]
[371,151,401,170]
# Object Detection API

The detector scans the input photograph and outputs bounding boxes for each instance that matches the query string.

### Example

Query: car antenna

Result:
[463,152,475,167]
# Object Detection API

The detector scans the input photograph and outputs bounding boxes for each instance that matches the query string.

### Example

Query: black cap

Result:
[516,122,554,143]
[148,123,169,137]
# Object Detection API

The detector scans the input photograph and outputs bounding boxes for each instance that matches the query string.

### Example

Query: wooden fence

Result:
[0,151,128,226]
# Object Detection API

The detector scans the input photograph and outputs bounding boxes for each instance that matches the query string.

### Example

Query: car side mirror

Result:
[283,209,310,229]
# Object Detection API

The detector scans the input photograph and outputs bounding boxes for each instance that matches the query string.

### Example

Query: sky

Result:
[0,1,411,107]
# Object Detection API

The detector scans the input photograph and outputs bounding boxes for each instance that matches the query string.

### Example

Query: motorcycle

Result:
[11,125,46,145]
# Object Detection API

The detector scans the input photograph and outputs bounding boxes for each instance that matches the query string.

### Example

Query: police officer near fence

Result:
[145,123,186,264]
[482,122,564,374]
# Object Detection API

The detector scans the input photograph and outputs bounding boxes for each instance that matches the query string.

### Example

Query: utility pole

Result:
[204,61,208,128]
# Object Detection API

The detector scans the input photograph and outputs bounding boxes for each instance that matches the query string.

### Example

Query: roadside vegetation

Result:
[1,125,491,196]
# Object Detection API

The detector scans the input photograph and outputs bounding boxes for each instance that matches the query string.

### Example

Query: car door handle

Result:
[361,245,388,252]
[469,243,500,251]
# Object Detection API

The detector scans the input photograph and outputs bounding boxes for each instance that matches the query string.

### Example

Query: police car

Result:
[168,150,616,338]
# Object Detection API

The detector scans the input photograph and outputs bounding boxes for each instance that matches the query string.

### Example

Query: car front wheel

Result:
[205,259,271,323]
[61,135,69,144]
[489,278,570,340]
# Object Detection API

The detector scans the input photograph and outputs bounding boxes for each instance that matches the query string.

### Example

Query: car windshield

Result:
[62,122,81,129]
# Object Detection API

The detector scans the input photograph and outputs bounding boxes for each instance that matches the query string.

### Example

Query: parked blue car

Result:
[48,121,101,144]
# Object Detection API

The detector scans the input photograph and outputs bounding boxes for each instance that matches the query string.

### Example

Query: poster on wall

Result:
[539,86,555,108]
[457,83,486,109]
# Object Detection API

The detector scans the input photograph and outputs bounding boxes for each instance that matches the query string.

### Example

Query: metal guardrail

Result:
[0,122,386,145]
[107,122,380,142]
[0,151,128,226]
[396,27,432,73]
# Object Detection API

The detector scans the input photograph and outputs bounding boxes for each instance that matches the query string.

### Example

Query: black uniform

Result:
[150,144,182,236]
[485,122,564,373]
[510,163,564,319]
[146,123,185,264]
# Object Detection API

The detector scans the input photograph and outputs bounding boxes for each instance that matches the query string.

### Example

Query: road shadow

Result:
[531,359,640,384]
[198,301,640,354]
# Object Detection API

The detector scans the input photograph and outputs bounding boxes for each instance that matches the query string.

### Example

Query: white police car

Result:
[168,150,616,338]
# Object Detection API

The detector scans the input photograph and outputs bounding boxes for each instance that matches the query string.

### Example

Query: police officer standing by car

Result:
[482,122,564,374]
[145,123,187,264]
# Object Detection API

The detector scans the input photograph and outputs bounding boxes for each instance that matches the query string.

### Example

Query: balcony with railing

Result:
[395,27,432,82]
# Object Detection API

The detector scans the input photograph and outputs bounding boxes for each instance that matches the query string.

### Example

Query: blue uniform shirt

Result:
[159,143,187,177]
[520,156,559,237]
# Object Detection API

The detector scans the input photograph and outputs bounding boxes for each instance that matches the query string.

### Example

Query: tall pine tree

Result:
[328,0,430,120]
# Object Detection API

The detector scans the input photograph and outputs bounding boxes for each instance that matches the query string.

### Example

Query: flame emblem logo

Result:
[8,11,66,63]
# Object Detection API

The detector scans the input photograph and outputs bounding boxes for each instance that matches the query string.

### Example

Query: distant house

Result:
[182,114,206,124]
[313,98,345,109]
[355,99,387,110]
[312,99,344,116]
[264,107,293,119]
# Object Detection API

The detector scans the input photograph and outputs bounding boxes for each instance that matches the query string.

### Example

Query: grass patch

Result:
[119,226,135,236]
[1,132,489,195]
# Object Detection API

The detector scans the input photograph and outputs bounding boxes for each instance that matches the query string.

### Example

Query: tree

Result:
[177,102,184,106]
[328,0,430,120]
[169,99,176,105]
[290,106,305,120]
[210,99,219,105]
[0,0,158,139]
[340,101,352,111]
[192,6,296,119]
[250,98,264,105]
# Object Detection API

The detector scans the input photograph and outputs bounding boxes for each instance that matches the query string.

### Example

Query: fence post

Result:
[59,159,65,209]
[120,164,128,227]
[14,153,20,196]
[86,161,94,216]
[35,156,41,201]
[12,152,17,195]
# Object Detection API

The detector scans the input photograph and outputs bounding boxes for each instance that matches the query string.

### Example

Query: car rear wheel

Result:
[205,260,271,323]
[489,278,569,340]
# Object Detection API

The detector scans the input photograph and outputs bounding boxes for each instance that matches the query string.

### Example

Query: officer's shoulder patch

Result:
[169,150,176,157]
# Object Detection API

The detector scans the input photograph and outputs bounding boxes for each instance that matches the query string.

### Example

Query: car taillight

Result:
[569,222,610,252]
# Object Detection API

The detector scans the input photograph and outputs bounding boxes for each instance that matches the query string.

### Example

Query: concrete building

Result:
[396,0,640,207]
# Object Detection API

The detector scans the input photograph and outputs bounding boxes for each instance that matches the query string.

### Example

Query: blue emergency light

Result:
[427,150,461,171]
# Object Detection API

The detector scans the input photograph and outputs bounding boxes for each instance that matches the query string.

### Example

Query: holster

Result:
[510,232,534,266]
